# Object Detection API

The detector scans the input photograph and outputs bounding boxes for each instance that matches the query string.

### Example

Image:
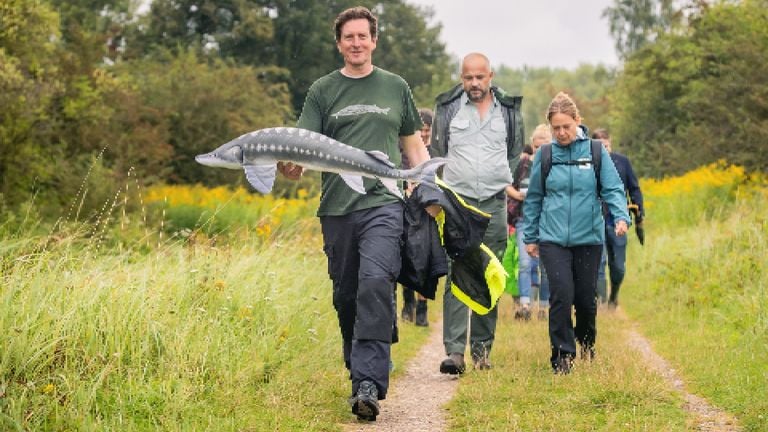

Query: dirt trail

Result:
[625,319,742,431]
[341,318,458,432]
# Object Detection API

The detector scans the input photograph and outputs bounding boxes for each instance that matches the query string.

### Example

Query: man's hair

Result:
[592,128,610,140]
[418,108,433,126]
[334,6,378,42]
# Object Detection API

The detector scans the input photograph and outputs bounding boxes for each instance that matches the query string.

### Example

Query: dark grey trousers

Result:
[320,203,403,399]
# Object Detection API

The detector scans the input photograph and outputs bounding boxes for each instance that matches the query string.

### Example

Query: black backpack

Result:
[539,139,603,196]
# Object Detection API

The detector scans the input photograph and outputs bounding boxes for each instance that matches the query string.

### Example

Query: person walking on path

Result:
[522,92,630,374]
[400,108,435,327]
[509,124,552,321]
[430,52,524,374]
[592,128,645,308]
[281,6,437,421]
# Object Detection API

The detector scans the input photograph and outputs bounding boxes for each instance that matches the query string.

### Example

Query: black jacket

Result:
[402,181,505,314]
[608,152,644,223]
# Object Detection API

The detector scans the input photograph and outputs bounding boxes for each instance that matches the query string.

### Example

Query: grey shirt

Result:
[442,93,514,200]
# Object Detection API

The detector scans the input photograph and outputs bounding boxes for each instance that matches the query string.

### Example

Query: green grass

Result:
[445,301,686,431]
[1,171,765,431]
[623,194,768,431]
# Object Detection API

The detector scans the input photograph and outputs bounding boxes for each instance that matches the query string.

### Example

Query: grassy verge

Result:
[0,218,430,431]
[624,190,768,431]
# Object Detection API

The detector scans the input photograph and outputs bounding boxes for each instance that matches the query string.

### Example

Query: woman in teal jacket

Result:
[522,92,630,374]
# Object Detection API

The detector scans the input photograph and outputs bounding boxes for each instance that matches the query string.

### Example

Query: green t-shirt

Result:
[297,67,422,216]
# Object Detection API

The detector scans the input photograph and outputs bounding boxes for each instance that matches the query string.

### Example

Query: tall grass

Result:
[0,181,434,431]
[0,182,343,431]
[626,165,768,431]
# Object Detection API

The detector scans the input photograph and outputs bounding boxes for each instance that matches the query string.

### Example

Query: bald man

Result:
[430,53,524,373]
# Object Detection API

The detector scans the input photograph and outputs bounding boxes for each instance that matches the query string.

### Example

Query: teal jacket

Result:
[522,126,630,247]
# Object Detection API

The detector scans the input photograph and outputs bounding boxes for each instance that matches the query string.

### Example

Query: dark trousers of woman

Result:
[320,203,403,400]
[539,243,603,368]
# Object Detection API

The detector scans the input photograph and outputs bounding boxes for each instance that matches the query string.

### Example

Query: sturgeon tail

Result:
[402,157,448,186]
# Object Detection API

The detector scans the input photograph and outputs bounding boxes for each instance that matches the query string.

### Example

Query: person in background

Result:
[523,92,630,374]
[400,107,434,326]
[281,6,436,421]
[431,52,524,374]
[591,128,645,308]
[510,124,552,321]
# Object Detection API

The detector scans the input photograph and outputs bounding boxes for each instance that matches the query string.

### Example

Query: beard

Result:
[466,86,488,102]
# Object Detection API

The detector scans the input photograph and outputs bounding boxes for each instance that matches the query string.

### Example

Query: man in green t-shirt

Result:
[277,6,434,422]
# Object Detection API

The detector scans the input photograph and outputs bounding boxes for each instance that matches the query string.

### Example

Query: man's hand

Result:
[615,219,629,237]
[277,161,304,180]
[425,204,442,218]
[526,243,539,258]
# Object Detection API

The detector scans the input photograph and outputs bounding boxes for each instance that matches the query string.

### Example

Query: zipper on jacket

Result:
[567,144,573,246]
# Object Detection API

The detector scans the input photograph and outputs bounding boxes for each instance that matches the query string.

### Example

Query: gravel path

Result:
[341,318,458,432]
[623,312,742,431]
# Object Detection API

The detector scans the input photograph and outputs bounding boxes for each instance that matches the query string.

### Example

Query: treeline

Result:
[1,0,766,218]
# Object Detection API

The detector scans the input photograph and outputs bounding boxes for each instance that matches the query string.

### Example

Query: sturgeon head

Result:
[195,141,244,170]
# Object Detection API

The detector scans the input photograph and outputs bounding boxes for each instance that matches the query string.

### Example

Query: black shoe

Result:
[415,300,428,327]
[439,353,466,375]
[350,380,379,421]
[401,302,415,322]
[580,345,596,361]
[553,355,574,375]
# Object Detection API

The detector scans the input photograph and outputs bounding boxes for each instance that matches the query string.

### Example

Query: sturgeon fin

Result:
[381,178,403,199]
[244,164,277,194]
[365,150,396,168]
[339,173,366,194]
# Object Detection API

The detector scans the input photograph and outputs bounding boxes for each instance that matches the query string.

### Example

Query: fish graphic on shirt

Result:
[332,104,391,119]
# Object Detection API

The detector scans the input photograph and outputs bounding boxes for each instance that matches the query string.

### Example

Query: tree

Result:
[124,49,294,185]
[611,1,768,176]
[602,0,680,60]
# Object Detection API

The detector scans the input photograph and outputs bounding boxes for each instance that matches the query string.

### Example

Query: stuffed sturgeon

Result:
[195,127,447,198]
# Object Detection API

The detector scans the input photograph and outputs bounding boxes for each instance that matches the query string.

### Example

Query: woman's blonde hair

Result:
[546,91,580,122]
[530,123,551,143]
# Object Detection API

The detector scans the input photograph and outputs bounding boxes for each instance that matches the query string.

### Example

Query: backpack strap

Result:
[540,140,603,196]
[591,139,602,197]
[540,144,552,194]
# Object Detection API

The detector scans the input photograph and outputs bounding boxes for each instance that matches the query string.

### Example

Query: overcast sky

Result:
[406,0,619,70]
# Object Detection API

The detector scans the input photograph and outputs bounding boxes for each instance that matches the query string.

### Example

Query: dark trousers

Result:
[600,225,628,302]
[320,203,403,399]
[540,243,602,366]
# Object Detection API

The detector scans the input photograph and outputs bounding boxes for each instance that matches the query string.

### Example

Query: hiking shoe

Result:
[415,300,429,327]
[553,355,574,375]
[439,353,466,375]
[580,345,596,361]
[350,380,379,421]
[514,306,532,321]
[401,303,415,322]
